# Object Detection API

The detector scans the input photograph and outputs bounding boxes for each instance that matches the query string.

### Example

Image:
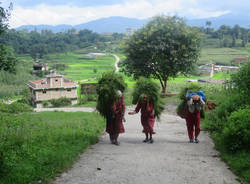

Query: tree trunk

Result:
[161,78,167,96]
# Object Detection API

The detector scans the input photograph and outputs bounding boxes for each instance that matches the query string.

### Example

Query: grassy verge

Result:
[0,111,105,184]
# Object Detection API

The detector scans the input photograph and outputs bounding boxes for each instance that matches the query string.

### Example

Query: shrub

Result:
[221,107,250,152]
[0,102,33,113]
[87,94,97,101]
[42,101,49,107]
[231,61,250,97]
[78,95,88,105]
[49,97,72,107]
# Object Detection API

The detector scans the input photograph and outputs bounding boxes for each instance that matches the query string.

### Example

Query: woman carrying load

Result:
[185,94,205,143]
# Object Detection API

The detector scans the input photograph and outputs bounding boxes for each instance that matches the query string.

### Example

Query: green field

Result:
[45,51,116,81]
[198,47,250,66]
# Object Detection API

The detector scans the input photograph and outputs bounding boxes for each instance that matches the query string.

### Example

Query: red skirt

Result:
[141,116,155,134]
[106,117,125,135]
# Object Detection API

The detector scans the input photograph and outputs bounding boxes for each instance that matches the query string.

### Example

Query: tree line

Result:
[0,28,124,60]
[200,21,250,47]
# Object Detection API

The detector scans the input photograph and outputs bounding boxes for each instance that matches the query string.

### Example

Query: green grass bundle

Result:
[96,71,127,117]
[176,83,205,118]
[132,77,165,119]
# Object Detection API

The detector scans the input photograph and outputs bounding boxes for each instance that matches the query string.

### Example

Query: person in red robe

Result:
[128,95,155,143]
[185,94,205,143]
[106,90,125,145]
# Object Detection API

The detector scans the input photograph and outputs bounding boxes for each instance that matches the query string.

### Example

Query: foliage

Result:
[122,15,201,93]
[230,61,250,97]
[0,60,34,99]
[0,111,105,184]
[49,97,72,107]
[132,77,164,119]
[221,107,250,152]
[96,71,127,117]
[78,95,88,105]
[0,102,33,113]
[0,44,17,73]
[0,2,11,36]
[201,65,250,183]
[0,28,125,58]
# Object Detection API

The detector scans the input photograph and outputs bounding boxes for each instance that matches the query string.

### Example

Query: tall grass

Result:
[0,111,105,184]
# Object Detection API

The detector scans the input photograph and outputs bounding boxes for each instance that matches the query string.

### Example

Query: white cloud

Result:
[187,8,230,19]
[9,0,230,28]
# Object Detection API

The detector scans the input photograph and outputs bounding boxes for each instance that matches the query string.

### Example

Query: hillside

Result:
[16,13,250,33]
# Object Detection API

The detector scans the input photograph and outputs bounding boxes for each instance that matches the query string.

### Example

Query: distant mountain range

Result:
[16,14,250,33]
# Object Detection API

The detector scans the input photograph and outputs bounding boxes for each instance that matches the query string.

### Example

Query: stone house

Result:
[27,72,78,108]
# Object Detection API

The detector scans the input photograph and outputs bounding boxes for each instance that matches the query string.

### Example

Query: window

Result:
[55,79,58,82]
[67,89,71,92]
[42,90,46,94]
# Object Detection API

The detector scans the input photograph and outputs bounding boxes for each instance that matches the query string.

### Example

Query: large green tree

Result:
[122,15,201,94]
[0,2,11,36]
[0,3,17,73]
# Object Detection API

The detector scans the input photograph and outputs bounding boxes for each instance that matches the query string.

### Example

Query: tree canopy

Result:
[0,3,16,73]
[0,2,11,36]
[122,15,201,93]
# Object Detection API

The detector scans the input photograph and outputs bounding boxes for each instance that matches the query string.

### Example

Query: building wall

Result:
[35,88,77,101]
[47,77,63,88]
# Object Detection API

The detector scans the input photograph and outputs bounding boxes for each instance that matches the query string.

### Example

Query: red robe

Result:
[185,110,200,139]
[106,96,125,135]
[135,101,155,134]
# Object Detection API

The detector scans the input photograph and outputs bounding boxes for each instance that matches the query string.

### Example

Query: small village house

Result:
[27,71,78,108]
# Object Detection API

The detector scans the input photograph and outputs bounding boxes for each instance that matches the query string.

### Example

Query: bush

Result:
[0,102,33,113]
[87,94,97,101]
[49,97,72,107]
[42,101,49,107]
[231,61,250,98]
[78,95,88,105]
[221,107,250,152]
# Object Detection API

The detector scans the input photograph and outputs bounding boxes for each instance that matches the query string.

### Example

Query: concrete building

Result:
[27,71,78,108]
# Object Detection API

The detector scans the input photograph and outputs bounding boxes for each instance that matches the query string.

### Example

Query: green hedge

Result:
[0,102,33,113]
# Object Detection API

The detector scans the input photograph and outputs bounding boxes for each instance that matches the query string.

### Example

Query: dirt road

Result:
[112,54,120,73]
[52,105,239,184]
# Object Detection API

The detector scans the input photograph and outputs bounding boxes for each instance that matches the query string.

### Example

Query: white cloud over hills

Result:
[5,0,236,28]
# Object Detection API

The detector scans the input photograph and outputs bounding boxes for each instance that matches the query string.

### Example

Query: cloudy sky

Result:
[1,0,250,28]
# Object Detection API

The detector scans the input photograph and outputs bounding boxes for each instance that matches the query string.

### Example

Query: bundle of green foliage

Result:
[131,77,164,119]
[49,97,72,107]
[96,71,127,117]
[0,102,33,113]
[176,83,203,117]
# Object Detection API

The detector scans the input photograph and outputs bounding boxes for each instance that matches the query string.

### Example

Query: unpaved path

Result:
[52,105,239,184]
[34,107,95,112]
[112,54,120,73]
